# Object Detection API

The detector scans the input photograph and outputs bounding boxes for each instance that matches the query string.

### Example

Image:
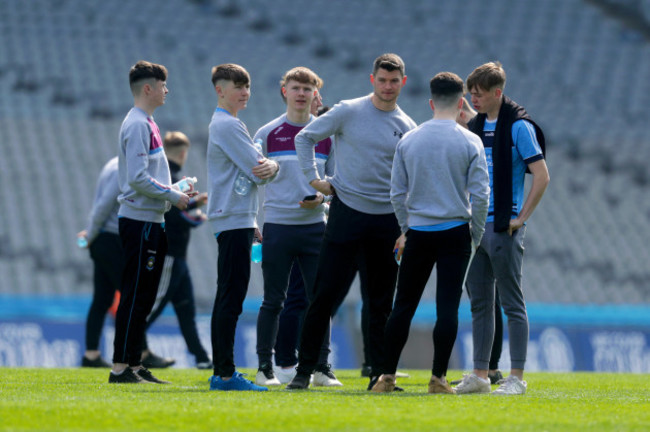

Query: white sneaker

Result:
[453,373,491,394]
[273,366,297,384]
[491,375,527,395]
[395,371,410,378]
[255,366,281,386]
[312,364,343,387]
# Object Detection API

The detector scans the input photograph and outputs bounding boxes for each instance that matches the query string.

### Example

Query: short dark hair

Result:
[129,60,167,94]
[317,105,330,116]
[372,53,405,76]
[211,63,250,87]
[429,72,465,107]
[466,61,506,92]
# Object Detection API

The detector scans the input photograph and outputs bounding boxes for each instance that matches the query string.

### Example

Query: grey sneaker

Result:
[196,361,213,370]
[491,375,527,395]
[453,373,491,394]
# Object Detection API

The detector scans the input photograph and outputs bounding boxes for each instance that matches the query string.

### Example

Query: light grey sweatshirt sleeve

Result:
[85,157,120,242]
[390,142,410,233]
[295,105,344,183]
[221,116,278,186]
[467,137,490,245]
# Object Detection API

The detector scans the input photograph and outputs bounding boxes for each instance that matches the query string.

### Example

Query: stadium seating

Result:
[0,0,647,306]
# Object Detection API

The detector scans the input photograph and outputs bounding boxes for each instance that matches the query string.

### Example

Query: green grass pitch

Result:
[1,368,648,431]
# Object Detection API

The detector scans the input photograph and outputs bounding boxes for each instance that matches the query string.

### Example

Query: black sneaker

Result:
[136,367,171,384]
[108,368,144,384]
[367,376,404,392]
[489,370,504,385]
[361,364,372,377]
[286,372,311,390]
[82,356,111,368]
[141,352,175,369]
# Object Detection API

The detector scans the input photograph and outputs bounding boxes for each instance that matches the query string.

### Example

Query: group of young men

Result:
[94,52,548,396]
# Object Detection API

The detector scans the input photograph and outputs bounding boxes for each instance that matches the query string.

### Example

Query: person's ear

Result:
[429,99,435,112]
[281,87,287,97]
[494,87,502,98]
[401,75,407,86]
[370,74,375,84]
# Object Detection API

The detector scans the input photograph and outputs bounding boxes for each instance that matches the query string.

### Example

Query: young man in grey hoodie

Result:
[252,67,341,388]
[288,53,417,390]
[206,63,279,392]
[110,60,191,384]
[371,72,490,394]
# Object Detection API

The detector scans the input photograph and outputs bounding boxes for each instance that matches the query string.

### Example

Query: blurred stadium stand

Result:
[0,0,648,310]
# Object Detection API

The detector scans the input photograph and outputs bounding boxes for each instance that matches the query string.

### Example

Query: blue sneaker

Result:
[209,371,268,391]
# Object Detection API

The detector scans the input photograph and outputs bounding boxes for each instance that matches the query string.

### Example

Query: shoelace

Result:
[456,373,471,388]
[318,364,336,379]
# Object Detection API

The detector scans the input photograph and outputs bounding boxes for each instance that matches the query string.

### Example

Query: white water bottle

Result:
[174,176,197,193]
[234,172,252,196]
[234,139,263,196]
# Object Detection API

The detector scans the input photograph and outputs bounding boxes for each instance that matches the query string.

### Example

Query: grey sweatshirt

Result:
[254,114,334,225]
[117,107,183,223]
[391,119,490,244]
[85,157,120,241]
[207,108,278,233]
[295,95,416,214]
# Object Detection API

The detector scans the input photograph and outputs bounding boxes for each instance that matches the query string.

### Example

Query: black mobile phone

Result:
[303,195,317,201]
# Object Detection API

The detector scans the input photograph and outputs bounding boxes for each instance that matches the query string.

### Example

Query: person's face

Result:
[219,80,251,112]
[310,90,323,116]
[371,68,406,104]
[469,85,501,115]
[148,80,168,107]
[283,80,316,114]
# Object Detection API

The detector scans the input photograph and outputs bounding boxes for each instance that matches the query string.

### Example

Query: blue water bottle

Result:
[251,241,262,263]
[77,236,88,248]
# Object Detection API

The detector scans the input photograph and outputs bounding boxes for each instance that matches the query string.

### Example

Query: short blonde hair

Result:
[466,61,506,92]
[280,66,323,89]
